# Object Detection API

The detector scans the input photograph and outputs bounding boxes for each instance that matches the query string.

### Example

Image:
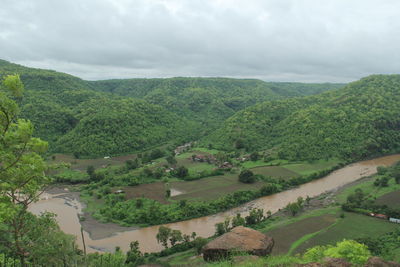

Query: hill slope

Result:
[0,59,345,157]
[0,60,194,157]
[205,75,400,160]
[90,78,343,130]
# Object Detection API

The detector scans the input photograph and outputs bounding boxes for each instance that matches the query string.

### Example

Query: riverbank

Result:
[29,154,400,253]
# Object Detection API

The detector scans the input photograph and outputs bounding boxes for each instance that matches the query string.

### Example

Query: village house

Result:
[190,154,216,164]
[218,161,233,169]
[369,213,388,220]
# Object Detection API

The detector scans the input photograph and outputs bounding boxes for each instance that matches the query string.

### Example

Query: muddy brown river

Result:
[28,154,400,253]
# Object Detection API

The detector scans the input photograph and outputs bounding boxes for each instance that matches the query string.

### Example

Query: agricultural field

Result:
[375,190,400,208]
[175,151,217,175]
[335,176,400,203]
[251,166,298,180]
[293,212,399,254]
[265,213,337,255]
[50,153,131,171]
[170,174,262,202]
[122,182,169,204]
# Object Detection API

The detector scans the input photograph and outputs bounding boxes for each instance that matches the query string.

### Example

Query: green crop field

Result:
[122,182,169,204]
[294,212,399,254]
[265,214,337,255]
[283,159,340,175]
[336,177,400,204]
[375,190,400,208]
[170,174,262,202]
[251,166,299,179]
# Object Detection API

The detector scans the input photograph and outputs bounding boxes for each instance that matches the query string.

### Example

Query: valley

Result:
[29,154,400,254]
[1,60,400,266]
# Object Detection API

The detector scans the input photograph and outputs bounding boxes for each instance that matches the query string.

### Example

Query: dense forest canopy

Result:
[205,75,400,161]
[0,59,342,158]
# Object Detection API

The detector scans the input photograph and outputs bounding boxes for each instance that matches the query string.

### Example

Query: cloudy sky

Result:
[1,0,400,82]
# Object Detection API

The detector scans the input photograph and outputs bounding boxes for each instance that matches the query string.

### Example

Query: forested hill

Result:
[91,78,344,129]
[0,59,343,157]
[0,60,195,157]
[204,75,400,161]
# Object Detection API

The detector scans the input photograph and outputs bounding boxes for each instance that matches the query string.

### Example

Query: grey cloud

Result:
[1,0,400,82]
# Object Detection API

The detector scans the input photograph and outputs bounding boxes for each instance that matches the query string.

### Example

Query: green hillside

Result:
[54,97,195,157]
[0,60,194,157]
[205,75,400,161]
[0,59,345,157]
[91,78,342,130]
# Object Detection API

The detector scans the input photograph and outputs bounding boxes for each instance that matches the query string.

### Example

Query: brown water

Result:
[29,154,400,253]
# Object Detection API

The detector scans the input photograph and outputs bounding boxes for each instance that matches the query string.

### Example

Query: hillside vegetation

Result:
[205,75,400,161]
[0,59,341,157]
[91,78,343,131]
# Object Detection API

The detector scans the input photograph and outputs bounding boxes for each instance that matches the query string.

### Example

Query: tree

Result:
[156,226,172,248]
[125,241,144,266]
[169,229,183,246]
[215,223,226,236]
[0,212,78,266]
[214,218,230,236]
[259,183,278,195]
[86,165,95,178]
[166,155,177,166]
[245,208,264,225]
[231,213,245,227]
[286,202,301,216]
[174,166,189,178]
[150,149,164,160]
[250,152,259,161]
[125,159,139,170]
[238,169,256,184]
[165,188,171,198]
[0,75,49,265]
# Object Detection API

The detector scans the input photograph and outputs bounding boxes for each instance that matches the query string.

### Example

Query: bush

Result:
[303,240,371,265]
[238,169,256,184]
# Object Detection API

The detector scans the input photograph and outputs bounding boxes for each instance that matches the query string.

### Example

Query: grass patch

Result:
[242,160,270,169]
[192,147,223,155]
[375,190,400,208]
[123,182,169,204]
[336,177,400,203]
[264,213,337,255]
[170,174,261,202]
[294,212,400,254]
[283,159,340,176]
[251,166,298,180]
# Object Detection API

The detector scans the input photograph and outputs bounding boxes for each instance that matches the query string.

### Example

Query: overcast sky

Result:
[1,0,400,82]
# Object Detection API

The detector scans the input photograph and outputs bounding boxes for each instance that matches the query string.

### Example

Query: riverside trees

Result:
[0,75,76,265]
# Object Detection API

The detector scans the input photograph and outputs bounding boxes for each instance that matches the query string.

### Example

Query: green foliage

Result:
[356,229,400,261]
[86,250,126,267]
[125,241,144,266]
[156,226,172,248]
[245,208,264,225]
[173,166,189,179]
[0,212,78,266]
[238,169,256,184]
[54,97,194,157]
[231,213,245,227]
[0,60,345,159]
[206,75,400,160]
[53,169,90,184]
[193,237,208,255]
[303,239,371,265]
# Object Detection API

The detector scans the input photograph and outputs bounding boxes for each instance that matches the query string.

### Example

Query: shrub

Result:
[238,169,256,184]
